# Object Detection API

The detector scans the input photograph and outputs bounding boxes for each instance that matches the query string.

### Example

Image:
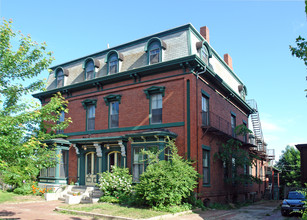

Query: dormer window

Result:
[83,58,100,80]
[109,54,118,74]
[149,42,160,64]
[196,41,212,66]
[56,69,64,88]
[105,50,124,75]
[85,60,94,80]
[55,67,69,88]
[145,37,167,65]
[201,46,209,65]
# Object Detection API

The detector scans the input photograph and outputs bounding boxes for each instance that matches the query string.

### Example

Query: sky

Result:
[1,0,306,162]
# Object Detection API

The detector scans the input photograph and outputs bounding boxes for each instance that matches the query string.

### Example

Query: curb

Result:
[55,207,197,220]
[55,207,134,220]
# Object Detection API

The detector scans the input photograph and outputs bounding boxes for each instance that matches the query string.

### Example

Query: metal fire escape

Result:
[246,99,265,152]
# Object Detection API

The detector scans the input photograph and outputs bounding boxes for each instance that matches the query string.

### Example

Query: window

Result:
[59,150,68,178]
[196,41,211,66]
[40,167,55,178]
[132,145,159,182]
[132,147,144,182]
[57,111,65,134]
[145,38,166,65]
[201,46,209,65]
[151,94,162,124]
[110,101,119,128]
[232,157,236,184]
[202,146,210,185]
[231,112,236,137]
[149,42,160,64]
[87,105,95,131]
[85,60,94,80]
[104,94,122,129]
[108,151,121,171]
[223,161,228,181]
[82,99,97,131]
[109,54,118,74]
[202,92,209,126]
[255,161,258,178]
[144,86,165,125]
[56,69,64,88]
[243,121,248,142]
[105,50,123,75]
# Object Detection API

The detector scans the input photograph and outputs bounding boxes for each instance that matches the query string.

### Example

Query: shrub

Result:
[97,166,133,200]
[134,140,199,209]
[99,195,120,203]
[13,183,32,195]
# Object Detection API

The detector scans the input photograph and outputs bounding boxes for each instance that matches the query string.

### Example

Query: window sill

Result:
[202,184,211,187]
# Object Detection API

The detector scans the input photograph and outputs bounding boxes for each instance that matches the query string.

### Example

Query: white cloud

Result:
[261,120,284,132]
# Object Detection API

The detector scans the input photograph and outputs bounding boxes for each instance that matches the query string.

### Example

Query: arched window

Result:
[196,41,212,66]
[56,69,64,88]
[85,60,94,80]
[105,50,124,75]
[55,67,68,88]
[83,58,100,80]
[108,151,121,171]
[109,54,118,74]
[201,46,209,65]
[148,41,160,64]
[145,37,167,65]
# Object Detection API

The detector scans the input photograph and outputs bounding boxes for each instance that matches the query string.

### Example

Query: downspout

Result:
[193,68,206,196]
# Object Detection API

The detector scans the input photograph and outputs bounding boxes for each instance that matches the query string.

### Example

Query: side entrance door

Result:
[85,152,97,186]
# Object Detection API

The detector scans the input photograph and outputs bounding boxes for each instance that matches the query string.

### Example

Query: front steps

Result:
[58,185,103,204]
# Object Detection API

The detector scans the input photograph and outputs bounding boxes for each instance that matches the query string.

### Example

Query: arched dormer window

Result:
[144,37,167,65]
[105,50,124,75]
[55,67,69,88]
[196,41,212,66]
[83,58,100,80]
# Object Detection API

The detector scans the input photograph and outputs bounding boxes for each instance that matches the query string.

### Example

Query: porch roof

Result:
[68,136,128,144]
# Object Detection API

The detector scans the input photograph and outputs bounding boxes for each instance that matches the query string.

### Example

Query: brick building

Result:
[33,24,275,203]
[296,143,307,186]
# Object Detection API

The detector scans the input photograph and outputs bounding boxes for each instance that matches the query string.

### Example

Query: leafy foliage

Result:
[275,146,301,187]
[97,166,133,200]
[215,125,260,186]
[0,18,71,190]
[289,1,307,96]
[290,35,307,68]
[134,140,199,209]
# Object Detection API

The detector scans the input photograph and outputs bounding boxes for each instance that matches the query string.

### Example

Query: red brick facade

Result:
[35,24,272,204]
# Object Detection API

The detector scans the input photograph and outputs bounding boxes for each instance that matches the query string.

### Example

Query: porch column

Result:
[55,148,60,182]
[72,144,80,185]
[94,143,102,173]
[118,140,127,167]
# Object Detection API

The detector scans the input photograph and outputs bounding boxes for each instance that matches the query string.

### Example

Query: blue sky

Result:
[1,0,306,162]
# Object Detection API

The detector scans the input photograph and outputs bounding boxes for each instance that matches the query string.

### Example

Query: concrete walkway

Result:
[0,199,300,220]
[167,200,299,220]
[0,200,94,220]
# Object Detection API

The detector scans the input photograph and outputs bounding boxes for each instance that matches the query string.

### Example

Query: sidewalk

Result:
[0,200,93,220]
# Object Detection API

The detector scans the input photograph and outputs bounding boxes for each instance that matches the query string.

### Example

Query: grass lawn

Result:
[0,190,44,204]
[60,203,171,219]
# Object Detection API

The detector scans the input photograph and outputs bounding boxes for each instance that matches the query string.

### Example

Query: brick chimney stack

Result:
[224,53,233,71]
[200,26,210,43]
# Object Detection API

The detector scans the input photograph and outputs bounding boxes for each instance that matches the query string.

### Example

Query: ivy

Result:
[214,125,261,186]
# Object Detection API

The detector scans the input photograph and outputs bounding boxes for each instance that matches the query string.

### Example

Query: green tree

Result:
[275,146,301,187]
[289,1,307,95]
[0,18,71,190]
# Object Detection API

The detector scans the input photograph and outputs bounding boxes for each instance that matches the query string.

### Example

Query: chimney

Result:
[200,26,210,43]
[224,53,233,70]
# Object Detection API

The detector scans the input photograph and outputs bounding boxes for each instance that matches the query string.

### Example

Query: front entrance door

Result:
[107,151,121,171]
[85,152,97,186]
